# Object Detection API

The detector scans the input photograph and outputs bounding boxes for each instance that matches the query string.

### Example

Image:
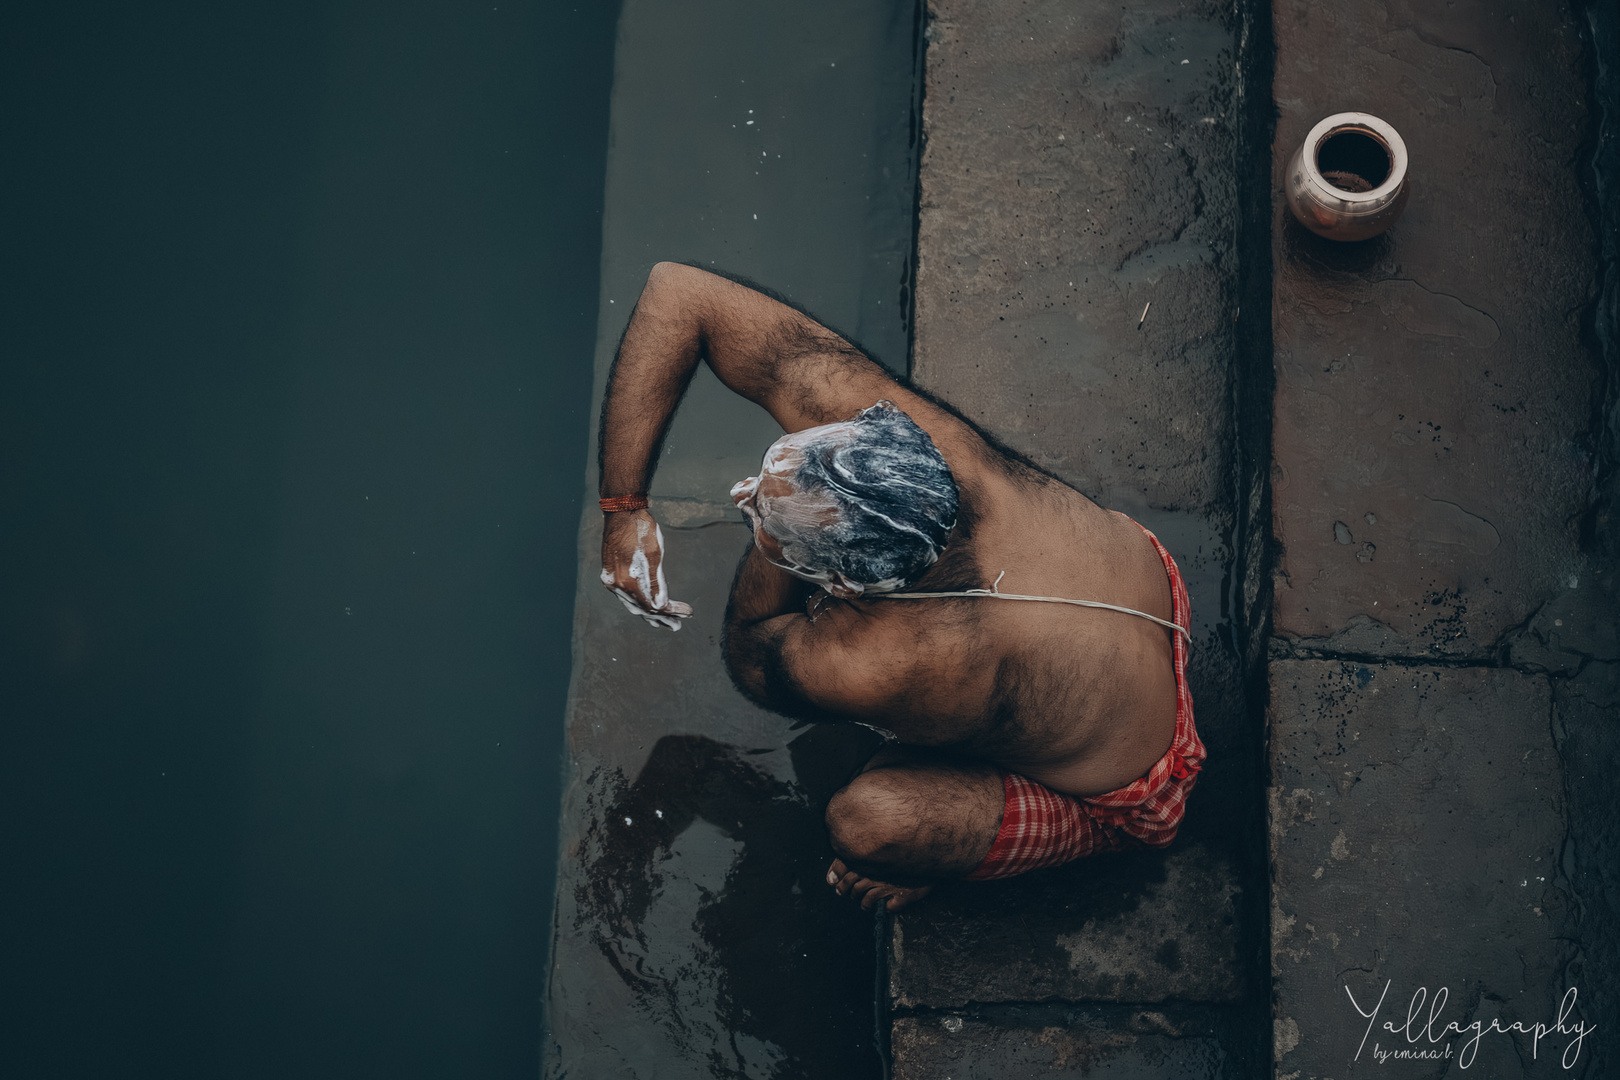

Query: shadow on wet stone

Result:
[577,727,885,1079]
[1281,215,1399,278]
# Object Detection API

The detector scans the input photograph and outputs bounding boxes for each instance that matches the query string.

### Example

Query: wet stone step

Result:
[892,1007,1242,1079]
[890,842,1244,1009]
[903,0,1264,1064]
[1269,660,1572,1079]
[1268,0,1596,664]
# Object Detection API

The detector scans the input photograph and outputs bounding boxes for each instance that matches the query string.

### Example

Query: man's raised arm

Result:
[598,262,899,486]
[596,262,901,628]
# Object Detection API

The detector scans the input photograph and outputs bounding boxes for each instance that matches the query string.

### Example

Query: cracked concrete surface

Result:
[1270,662,1570,1077]
[893,0,1269,1075]
[891,843,1243,1009]
[1268,0,1616,1076]
[893,1013,1229,1080]
[1271,0,1597,661]
[913,0,1239,513]
[891,0,1616,1075]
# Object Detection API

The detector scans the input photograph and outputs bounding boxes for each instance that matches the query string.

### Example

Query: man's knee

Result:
[824,773,916,865]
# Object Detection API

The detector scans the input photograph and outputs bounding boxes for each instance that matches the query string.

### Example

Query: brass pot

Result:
[1285,112,1410,241]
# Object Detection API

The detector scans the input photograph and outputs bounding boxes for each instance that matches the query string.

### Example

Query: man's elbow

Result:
[721,619,805,716]
[646,260,705,297]
[719,620,768,700]
[635,261,710,326]
[722,656,776,713]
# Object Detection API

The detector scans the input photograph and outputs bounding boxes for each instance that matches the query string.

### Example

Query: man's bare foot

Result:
[826,858,934,912]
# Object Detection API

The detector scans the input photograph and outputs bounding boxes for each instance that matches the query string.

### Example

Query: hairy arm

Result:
[601,262,911,626]
[597,261,902,494]
[598,261,998,628]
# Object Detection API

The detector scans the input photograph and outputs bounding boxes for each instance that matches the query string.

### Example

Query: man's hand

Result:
[600,509,693,631]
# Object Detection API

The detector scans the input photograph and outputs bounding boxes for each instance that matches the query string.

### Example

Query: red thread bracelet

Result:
[599,494,650,513]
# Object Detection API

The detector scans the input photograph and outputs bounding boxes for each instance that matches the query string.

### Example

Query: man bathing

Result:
[598,262,1203,912]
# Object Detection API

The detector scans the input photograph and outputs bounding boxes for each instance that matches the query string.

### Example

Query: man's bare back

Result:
[597,262,1193,909]
[751,478,1178,797]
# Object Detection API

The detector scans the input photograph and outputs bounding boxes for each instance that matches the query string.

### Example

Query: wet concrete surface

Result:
[1270,661,1570,1078]
[894,0,1271,1075]
[890,842,1242,1009]
[548,551,887,1077]
[892,1009,1233,1079]
[544,2,920,1076]
[1267,0,1618,1076]
[914,0,1238,514]
[1270,0,1597,659]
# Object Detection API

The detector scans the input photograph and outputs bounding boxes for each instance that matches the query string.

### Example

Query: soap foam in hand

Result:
[601,519,692,631]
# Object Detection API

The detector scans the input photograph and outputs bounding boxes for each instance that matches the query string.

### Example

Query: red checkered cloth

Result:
[964,520,1205,881]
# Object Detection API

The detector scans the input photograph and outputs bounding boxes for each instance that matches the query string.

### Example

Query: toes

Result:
[844,877,876,905]
[826,863,936,912]
[857,881,891,911]
[827,860,864,896]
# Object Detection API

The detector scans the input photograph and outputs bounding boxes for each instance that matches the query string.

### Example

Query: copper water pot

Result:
[1285,112,1410,241]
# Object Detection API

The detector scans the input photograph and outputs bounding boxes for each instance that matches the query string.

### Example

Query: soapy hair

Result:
[769,402,958,590]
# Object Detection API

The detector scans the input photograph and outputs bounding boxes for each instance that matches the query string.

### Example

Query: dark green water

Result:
[2,3,617,1076]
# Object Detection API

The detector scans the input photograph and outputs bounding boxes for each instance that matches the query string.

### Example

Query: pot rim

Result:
[1302,111,1409,209]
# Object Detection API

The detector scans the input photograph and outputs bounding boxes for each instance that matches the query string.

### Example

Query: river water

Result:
[3,3,615,1077]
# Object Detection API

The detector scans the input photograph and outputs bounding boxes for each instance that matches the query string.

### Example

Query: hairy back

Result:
[774,471,1180,795]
